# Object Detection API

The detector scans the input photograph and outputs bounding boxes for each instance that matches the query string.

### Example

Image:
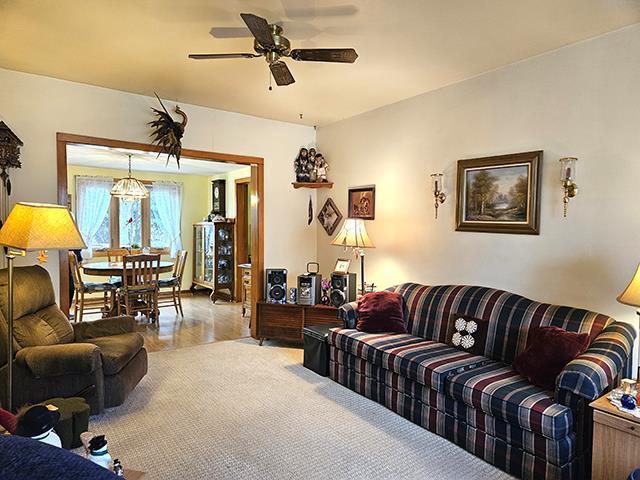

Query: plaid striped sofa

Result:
[328,283,635,480]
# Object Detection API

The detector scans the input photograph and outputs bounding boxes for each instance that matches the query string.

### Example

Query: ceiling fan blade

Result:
[189,53,260,60]
[269,61,295,86]
[209,26,251,39]
[240,13,275,48]
[290,48,358,63]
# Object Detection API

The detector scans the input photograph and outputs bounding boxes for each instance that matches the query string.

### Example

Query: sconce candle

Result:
[430,173,446,219]
[559,157,578,217]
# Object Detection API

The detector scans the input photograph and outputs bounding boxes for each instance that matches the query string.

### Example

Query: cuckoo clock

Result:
[0,121,23,194]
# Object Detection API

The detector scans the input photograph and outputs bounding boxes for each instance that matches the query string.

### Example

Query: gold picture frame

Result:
[455,151,542,235]
[333,258,351,274]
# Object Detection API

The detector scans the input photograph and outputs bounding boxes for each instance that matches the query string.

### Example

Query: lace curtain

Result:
[75,175,113,255]
[151,181,183,257]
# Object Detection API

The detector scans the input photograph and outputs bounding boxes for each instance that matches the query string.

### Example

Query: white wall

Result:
[317,25,640,335]
[0,68,317,294]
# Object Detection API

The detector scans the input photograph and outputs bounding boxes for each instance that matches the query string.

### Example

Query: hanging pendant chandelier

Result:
[110,154,149,201]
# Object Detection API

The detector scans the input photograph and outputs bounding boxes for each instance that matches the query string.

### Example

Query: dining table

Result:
[82,261,175,277]
[82,260,175,318]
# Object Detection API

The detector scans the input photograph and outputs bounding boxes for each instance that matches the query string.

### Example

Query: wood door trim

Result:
[56,133,263,165]
[57,132,265,340]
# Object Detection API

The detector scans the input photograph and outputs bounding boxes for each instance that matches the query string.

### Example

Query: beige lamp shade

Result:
[0,202,86,251]
[331,218,374,249]
[618,263,640,307]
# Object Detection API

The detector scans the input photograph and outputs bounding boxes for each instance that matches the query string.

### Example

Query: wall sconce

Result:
[430,173,446,219]
[559,157,578,217]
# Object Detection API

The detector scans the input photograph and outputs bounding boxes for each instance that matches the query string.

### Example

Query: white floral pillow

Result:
[448,314,488,356]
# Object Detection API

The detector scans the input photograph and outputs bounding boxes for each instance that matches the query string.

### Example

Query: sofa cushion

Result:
[87,333,144,375]
[356,291,406,333]
[514,326,589,391]
[329,328,488,392]
[446,362,573,440]
[446,314,489,356]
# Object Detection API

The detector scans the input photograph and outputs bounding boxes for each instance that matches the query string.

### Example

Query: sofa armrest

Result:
[73,316,136,341]
[338,301,358,329]
[556,321,636,406]
[15,343,101,378]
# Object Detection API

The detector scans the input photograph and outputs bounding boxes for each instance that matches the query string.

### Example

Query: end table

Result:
[591,394,640,480]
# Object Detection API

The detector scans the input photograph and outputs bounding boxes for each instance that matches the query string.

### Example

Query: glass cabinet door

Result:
[216,225,233,286]
[194,226,203,281]
[204,224,214,283]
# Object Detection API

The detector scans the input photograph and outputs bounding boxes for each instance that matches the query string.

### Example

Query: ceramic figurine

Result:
[113,459,125,477]
[320,278,331,305]
[14,404,62,448]
[87,435,113,470]
[289,287,297,304]
[621,393,637,410]
[315,153,329,182]
[294,148,309,182]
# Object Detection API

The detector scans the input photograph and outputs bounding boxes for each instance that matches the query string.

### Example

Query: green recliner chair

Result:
[0,265,147,414]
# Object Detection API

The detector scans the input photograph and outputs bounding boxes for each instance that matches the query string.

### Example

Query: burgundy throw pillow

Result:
[356,291,406,334]
[446,314,489,356]
[513,326,590,391]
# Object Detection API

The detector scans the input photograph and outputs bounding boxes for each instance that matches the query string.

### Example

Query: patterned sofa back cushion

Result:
[389,283,613,364]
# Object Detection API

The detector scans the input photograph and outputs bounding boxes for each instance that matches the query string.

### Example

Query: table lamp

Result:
[0,202,86,411]
[617,263,640,382]
[331,218,374,295]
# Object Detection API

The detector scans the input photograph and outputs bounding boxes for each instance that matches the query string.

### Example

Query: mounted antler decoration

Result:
[148,93,188,168]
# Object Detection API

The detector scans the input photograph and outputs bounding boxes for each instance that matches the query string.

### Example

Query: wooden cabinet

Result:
[239,264,251,317]
[591,394,640,480]
[191,221,235,302]
[256,301,340,345]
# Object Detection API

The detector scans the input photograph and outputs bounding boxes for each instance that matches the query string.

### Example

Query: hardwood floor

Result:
[77,292,251,353]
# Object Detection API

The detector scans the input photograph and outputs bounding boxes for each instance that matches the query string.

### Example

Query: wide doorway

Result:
[56,133,264,349]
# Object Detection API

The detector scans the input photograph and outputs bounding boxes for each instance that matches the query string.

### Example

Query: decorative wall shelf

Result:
[292,182,334,189]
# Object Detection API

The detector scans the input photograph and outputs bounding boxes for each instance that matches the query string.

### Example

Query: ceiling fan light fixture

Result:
[110,154,149,201]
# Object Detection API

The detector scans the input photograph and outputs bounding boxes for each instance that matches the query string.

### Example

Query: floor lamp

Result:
[331,218,374,295]
[0,203,86,411]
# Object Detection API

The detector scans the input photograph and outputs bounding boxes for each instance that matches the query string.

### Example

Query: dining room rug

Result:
[86,339,514,479]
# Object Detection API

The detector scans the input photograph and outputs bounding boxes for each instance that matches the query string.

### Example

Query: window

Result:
[76,176,182,255]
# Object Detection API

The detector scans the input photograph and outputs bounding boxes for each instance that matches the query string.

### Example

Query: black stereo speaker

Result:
[266,269,287,304]
[330,272,357,307]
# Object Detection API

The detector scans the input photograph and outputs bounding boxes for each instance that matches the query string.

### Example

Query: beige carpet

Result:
[88,339,514,479]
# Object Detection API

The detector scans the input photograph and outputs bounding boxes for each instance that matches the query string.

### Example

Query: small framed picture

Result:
[333,258,351,274]
[317,198,343,236]
[348,185,375,220]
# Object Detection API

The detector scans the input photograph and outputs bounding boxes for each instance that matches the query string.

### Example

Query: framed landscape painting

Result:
[455,151,542,235]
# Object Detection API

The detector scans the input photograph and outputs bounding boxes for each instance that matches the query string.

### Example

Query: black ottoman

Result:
[42,397,90,450]
[303,325,339,376]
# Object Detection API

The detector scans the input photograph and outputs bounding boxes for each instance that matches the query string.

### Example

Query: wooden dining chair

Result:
[106,248,130,263]
[69,252,117,322]
[157,250,188,317]
[118,253,161,323]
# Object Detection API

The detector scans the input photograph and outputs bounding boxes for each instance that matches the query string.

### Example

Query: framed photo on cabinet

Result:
[455,151,542,235]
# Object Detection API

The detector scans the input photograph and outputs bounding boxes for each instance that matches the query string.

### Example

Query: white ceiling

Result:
[67,144,246,175]
[1,0,639,126]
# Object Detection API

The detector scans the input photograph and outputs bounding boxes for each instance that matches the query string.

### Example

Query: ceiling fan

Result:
[188,13,358,87]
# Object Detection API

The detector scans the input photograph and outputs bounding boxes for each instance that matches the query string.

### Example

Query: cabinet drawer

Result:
[260,304,303,326]
[305,308,340,327]
[594,410,640,438]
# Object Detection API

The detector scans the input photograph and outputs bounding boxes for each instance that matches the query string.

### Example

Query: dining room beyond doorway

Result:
[58,134,263,349]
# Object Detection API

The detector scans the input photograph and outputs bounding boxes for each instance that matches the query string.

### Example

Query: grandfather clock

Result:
[211,179,226,218]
